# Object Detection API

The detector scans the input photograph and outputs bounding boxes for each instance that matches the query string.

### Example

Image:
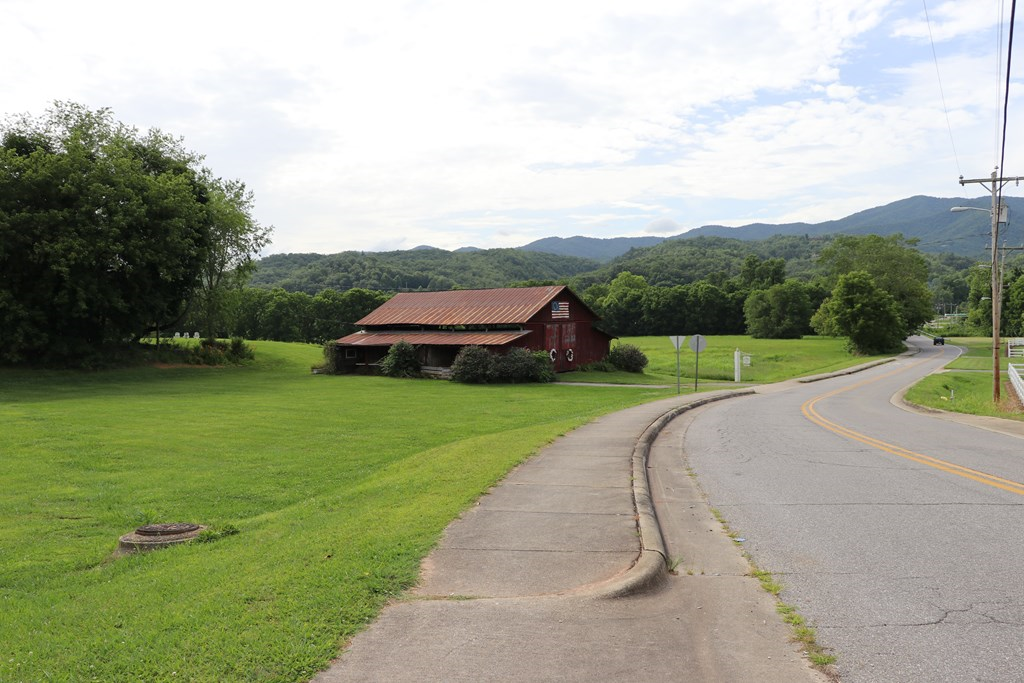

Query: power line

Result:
[999,0,1017,186]
[997,0,1018,232]
[997,0,1007,162]
[922,0,964,179]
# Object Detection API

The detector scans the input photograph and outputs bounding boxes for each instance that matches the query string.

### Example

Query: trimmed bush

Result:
[190,338,228,365]
[379,340,421,378]
[608,343,648,373]
[450,345,494,383]
[491,348,556,383]
[229,337,255,361]
[531,351,557,383]
[318,342,341,374]
[578,359,615,372]
[452,346,555,384]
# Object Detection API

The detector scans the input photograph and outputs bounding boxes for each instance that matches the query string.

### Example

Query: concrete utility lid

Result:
[117,523,205,555]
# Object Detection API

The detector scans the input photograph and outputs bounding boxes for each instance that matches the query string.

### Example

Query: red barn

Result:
[333,285,612,374]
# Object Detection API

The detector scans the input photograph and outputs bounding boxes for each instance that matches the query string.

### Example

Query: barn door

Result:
[545,323,576,371]
[562,323,577,370]
[545,324,559,369]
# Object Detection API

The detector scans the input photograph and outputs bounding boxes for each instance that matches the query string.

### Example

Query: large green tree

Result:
[812,271,905,354]
[744,279,813,339]
[1002,267,1024,337]
[0,103,268,365]
[815,234,933,338]
[192,179,272,337]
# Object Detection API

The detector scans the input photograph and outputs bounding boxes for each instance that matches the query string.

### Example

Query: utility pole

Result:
[958,168,1023,402]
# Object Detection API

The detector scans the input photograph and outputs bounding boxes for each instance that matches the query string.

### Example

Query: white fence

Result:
[1009,338,1024,358]
[1010,364,1024,407]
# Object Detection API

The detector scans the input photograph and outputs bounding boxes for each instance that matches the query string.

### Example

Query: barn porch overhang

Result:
[335,330,532,347]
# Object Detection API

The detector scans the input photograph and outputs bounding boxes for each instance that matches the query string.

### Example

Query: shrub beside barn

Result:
[330,285,612,375]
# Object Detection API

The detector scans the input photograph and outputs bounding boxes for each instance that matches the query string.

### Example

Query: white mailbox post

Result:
[669,335,686,394]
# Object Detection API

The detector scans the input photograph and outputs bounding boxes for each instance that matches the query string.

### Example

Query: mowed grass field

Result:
[1,341,672,682]
[904,337,1024,420]
[561,335,888,386]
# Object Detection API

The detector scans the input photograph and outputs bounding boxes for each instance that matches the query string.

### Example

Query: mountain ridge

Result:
[515,195,1024,261]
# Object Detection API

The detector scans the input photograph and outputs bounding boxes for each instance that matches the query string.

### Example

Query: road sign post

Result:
[669,335,686,394]
[689,334,706,392]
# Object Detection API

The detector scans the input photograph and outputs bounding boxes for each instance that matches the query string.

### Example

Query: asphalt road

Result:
[680,338,1024,683]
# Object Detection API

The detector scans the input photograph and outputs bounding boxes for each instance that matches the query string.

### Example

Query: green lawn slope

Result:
[0,342,668,682]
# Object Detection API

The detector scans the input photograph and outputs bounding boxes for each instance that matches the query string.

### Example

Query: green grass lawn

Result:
[561,335,888,386]
[942,336,997,370]
[905,336,1024,420]
[0,342,672,682]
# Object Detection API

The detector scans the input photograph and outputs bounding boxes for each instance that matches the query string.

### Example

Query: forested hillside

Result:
[253,236,829,294]
[570,234,829,289]
[251,248,600,293]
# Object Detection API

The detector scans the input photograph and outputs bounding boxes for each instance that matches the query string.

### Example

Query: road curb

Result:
[587,353,917,599]
[796,357,895,383]
[587,389,756,599]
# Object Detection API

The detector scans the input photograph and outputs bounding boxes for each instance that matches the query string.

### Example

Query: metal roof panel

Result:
[356,286,567,326]
[335,330,533,347]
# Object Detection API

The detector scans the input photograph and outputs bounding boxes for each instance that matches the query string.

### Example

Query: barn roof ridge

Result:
[355,284,597,327]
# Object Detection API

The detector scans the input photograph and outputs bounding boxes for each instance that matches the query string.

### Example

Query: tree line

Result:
[177,287,390,345]
[183,234,1024,357]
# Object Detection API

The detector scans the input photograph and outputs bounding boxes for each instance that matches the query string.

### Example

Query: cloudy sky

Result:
[3,1,1022,254]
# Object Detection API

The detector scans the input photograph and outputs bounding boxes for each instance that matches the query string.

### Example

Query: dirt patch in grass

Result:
[152,363,217,369]
[1001,380,1023,413]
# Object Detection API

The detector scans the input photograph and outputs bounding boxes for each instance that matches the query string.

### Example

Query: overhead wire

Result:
[922,0,964,181]
[997,0,1006,164]
[997,0,1017,243]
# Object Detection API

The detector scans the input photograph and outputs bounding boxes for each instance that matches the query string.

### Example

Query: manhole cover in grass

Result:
[135,522,201,536]
[117,522,206,556]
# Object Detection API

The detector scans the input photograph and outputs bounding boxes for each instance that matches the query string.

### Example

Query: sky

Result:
[3,0,1023,255]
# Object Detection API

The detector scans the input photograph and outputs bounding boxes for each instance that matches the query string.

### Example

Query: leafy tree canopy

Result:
[816,234,933,337]
[744,279,813,339]
[812,271,905,354]
[0,102,269,365]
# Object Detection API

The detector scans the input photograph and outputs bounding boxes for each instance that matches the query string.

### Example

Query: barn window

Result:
[345,348,358,359]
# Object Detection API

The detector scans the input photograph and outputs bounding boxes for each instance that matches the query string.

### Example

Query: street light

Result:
[951,195,1007,402]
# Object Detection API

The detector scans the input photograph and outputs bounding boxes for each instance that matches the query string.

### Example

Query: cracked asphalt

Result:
[682,337,1024,682]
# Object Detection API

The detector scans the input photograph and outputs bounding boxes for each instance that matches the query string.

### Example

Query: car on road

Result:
[933,336,945,345]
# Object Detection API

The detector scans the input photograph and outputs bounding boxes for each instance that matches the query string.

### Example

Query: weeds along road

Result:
[678,337,1024,683]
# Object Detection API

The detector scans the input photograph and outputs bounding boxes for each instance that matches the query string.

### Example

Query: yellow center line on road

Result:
[800,359,1024,497]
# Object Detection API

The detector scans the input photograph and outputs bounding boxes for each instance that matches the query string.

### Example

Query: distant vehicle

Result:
[933,336,945,346]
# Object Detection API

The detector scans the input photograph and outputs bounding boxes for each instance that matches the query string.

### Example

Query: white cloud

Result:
[892,0,1001,42]
[646,218,681,234]
[2,0,1020,253]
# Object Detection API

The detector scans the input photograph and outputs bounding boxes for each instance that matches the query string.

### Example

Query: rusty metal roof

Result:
[356,285,569,327]
[336,330,532,347]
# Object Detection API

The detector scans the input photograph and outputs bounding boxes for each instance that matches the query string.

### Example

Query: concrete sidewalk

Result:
[313,391,830,682]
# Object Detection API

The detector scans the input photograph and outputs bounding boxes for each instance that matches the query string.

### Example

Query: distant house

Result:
[332,285,612,374]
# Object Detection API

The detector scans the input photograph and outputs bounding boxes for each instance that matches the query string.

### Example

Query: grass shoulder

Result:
[904,337,1024,420]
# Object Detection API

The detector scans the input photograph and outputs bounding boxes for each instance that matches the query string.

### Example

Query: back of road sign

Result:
[669,335,686,350]
[689,334,707,353]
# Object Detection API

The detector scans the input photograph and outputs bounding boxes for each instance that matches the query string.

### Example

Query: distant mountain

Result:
[519,235,665,261]
[517,196,1024,261]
